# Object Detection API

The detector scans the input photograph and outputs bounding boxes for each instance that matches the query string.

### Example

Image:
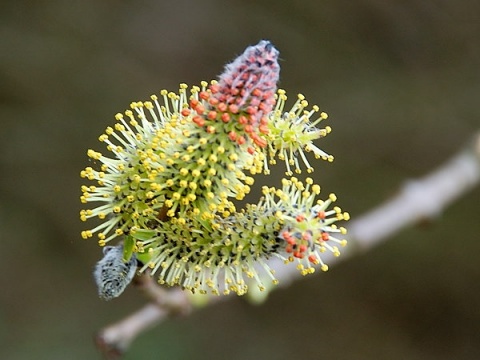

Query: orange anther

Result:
[286,237,296,245]
[192,116,205,127]
[228,131,237,141]
[195,104,205,115]
[208,111,217,120]
[238,115,248,125]
[228,104,239,114]
[217,102,227,112]
[253,136,267,148]
[252,88,261,97]
[209,97,219,106]
[221,113,230,122]
[209,84,220,93]
[259,124,269,134]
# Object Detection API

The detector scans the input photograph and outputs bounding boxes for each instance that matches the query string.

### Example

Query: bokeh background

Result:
[1,1,479,359]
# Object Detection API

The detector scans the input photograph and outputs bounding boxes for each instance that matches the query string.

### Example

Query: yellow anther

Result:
[244,176,254,185]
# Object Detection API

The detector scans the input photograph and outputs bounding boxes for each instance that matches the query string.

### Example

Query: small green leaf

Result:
[136,251,154,266]
[123,236,135,262]
[130,229,156,241]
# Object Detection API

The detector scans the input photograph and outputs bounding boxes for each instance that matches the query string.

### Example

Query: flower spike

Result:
[81,41,348,299]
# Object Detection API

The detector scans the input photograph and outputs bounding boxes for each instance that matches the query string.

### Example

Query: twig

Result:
[348,133,480,250]
[95,132,480,358]
[95,273,193,359]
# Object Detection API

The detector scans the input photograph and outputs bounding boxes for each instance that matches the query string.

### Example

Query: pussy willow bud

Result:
[81,41,348,298]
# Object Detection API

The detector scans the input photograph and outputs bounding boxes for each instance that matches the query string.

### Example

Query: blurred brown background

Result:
[1,1,479,359]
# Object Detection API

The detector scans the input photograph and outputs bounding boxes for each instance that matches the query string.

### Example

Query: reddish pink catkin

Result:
[211,40,280,138]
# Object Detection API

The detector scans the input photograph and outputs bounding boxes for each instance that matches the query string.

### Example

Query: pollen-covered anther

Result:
[206,126,215,134]
[308,254,319,264]
[259,124,269,134]
[199,91,210,100]
[228,104,239,114]
[238,115,248,125]
[228,131,237,141]
[295,214,305,222]
[293,251,304,259]
[192,116,205,127]
[237,136,246,145]
[221,112,230,122]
